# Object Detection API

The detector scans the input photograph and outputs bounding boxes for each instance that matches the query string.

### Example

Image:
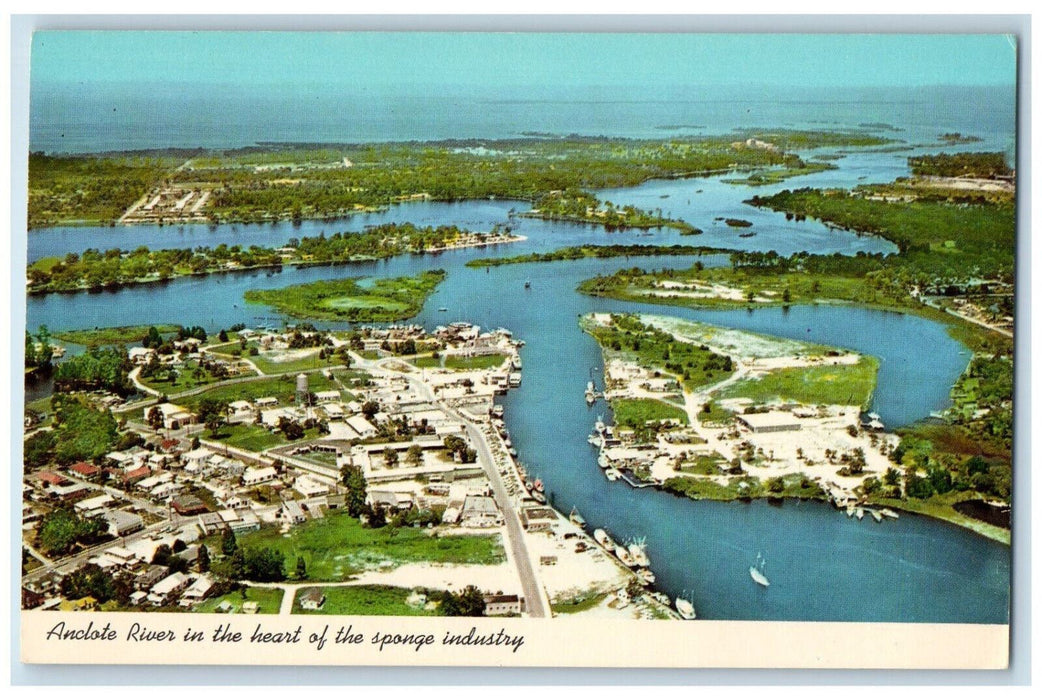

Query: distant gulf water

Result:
[29,82,1016,157]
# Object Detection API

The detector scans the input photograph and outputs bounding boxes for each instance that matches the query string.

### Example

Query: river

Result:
[24,148,1011,623]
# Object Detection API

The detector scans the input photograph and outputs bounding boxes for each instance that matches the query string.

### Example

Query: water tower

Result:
[296,373,309,406]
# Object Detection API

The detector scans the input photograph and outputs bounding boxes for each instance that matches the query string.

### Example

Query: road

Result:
[364,355,549,618]
[920,296,1014,338]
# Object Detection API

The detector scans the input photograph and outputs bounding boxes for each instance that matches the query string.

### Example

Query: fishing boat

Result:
[615,545,635,567]
[738,232,757,238]
[675,596,697,620]
[605,468,622,482]
[437,307,448,312]
[569,507,586,527]
[594,528,613,549]
[880,508,900,520]
[597,453,610,469]
[870,509,883,523]
[636,568,656,585]
[750,553,770,588]
[856,507,865,521]
[845,504,856,517]
[531,491,546,504]
[628,538,650,567]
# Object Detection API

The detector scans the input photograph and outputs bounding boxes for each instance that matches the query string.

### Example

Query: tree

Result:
[295,556,307,580]
[36,508,107,557]
[383,447,399,467]
[242,547,286,582]
[406,444,424,466]
[218,329,229,343]
[198,544,211,573]
[172,538,187,553]
[152,543,173,566]
[146,405,164,430]
[368,506,387,529]
[440,585,485,617]
[361,400,380,419]
[340,464,369,518]
[221,527,238,556]
[61,563,116,603]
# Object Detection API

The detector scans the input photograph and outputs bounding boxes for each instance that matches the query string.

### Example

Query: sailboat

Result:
[750,552,770,588]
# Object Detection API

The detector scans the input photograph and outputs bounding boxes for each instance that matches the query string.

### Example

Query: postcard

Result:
[16,27,1016,670]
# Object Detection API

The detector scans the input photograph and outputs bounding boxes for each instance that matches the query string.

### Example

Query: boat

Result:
[594,417,606,434]
[636,568,656,585]
[508,447,517,457]
[605,468,622,482]
[534,478,544,493]
[594,528,613,549]
[491,405,504,418]
[525,480,533,491]
[437,307,448,312]
[870,509,883,523]
[524,280,531,289]
[845,504,856,517]
[531,491,546,504]
[649,591,671,608]
[738,232,757,238]
[597,453,610,469]
[587,433,603,447]
[880,508,900,520]
[675,596,697,620]
[628,538,650,567]
[856,508,865,520]
[569,507,586,527]
[750,553,770,588]
[615,546,635,567]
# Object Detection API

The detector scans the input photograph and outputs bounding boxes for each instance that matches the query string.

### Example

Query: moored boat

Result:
[593,528,613,549]
[569,507,586,527]
[628,538,650,567]
[750,553,770,587]
[605,468,621,481]
[615,545,635,567]
[675,597,697,620]
[856,508,865,520]
[870,509,883,523]
[881,508,900,519]
[636,568,656,585]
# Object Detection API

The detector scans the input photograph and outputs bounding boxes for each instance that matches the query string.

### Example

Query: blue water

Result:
[23,81,1013,622]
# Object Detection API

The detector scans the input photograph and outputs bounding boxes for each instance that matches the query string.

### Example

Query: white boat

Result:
[675,597,697,620]
[636,568,656,585]
[594,417,606,434]
[750,553,770,588]
[870,509,883,523]
[491,405,504,418]
[628,538,650,567]
[597,454,610,469]
[845,505,856,517]
[856,508,865,521]
[588,434,603,447]
[569,507,586,528]
[881,508,900,520]
[615,546,635,567]
[593,529,613,549]
[605,468,622,482]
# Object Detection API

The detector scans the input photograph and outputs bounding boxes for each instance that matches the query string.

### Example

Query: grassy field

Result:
[237,511,505,581]
[249,349,339,375]
[193,586,284,615]
[718,355,879,408]
[409,355,442,368]
[178,373,341,411]
[552,589,613,615]
[207,423,294,452]
[611,398,688,428]
[243,271,446,322]
[53,324,181,347]
[443,353,507,370]
[138,359,249,393]
[292,585,439,616]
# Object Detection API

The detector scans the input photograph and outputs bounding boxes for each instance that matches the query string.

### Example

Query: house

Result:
[179,575,215,606]
[134,564,168,591]
[314,390,341,404]
[181,447,215,474]
[299,588,326,611]
[104,510,145,537]
[148,572,190,606]
[219,508,261,534]
[242,466,278,487]
[74,493,115,518]
[171,494,209,516]
[321,404,345,420]
[345,414,378,439]
[123,465,152,486]
[36,471,69,487]
[196,512,226,536]
[255,397,279,408]
[483,593,524,616]
[460,495,502,528]
[68,461,102,479]
[48,483,91,503]
[128,346,156,365]
[103,546,140,569]
[228,400,254,420]
[143,402,197,430]
[279,500,307,524]
[520,506,557,532]
[294,475,329,498]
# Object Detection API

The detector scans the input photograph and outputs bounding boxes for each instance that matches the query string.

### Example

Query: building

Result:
[242,466,278,487]
[279,500,307,524]
[68,461,102,479]
[314,390,341,404]
[345,414,378,439]
[299,588,326,611]
[148,572,190,606]
[294,475,330,498]
[179,575,215,607]
[520,506,557,532]
[104,510,145,537]
[460,495,503,528]
[483,593,524,616]
[143,402,197,430]
[737,411,802,434]
[171,494,209,516]
[73,493,115,518]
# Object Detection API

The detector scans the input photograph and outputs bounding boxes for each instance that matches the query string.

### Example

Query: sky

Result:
[30,32,1018,89]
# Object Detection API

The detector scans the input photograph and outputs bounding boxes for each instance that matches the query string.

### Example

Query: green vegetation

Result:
[523,188,699,233]
[721,161,837,186]
[138,358,248,393]
[25,395,121,467]
[662,472,825,502]
[553,589,613,614]
[869,495,1009,545]
[747,187,1014,277]
[583,313,734,391]
[194,587,285,614]
[35,508,109,557]
[465,244,726,268]
[908,151,1010,179]
[27,152,177,228]
[176,373,340,412]
[719,356,879,408]
[443,353,507,370]
[723,218,754,228]
[612,398,689,429]
[235,510,505,581]
[25,327,54,375]
[293,585,438,616]
[26,225,485,295]
[938,133,983,145]
[52,324,180,347]
[53,346,133,396]
[244,270,446,322]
